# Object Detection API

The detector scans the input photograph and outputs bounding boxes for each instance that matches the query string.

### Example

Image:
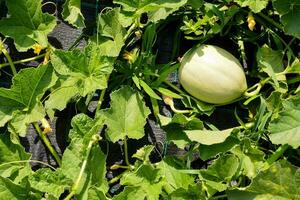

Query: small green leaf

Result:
[62,0,85,28]
[0,0,56,51]
[139,79,161,100]
[157,87,183,99]
[102,86,151,142]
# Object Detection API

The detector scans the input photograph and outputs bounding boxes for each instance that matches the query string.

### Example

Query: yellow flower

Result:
[247,13,256,31]
[32,43,43,55]
[123,50,135,63]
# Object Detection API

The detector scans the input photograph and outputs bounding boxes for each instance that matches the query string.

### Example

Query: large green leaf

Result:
[102,86,151,142]
[0,64,57,136]
[269,95,300,148]
[60,114,108,200]
[0,0,56,51]
[46,43,114,117]
[62,0,85,28]
[113,0,187,24]
[273,0,300,39]
[233,0,269,13]
[228,160,300,199]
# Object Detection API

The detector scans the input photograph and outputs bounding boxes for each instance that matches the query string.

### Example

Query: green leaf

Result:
[0,133,31,180]
[257,45,285,89]
[233,0,269,13]
[168,185,206,200]
[28,168,72,198]
[139,79,161,100]
[0,176,41,200]
[273,0,300,39]
[132,145,154,162]
[102,86,150,142]
[157,87,183,99]
[187,0,204,9]
[112,186,145,200]
[47,43,114,116]
[61,114,108,199]
[0,0,56,51]
[120,164,165,200]
[185,128,234,145]
[200,154,239,183]
[269,95,300,148]
[199,135,239,160]
[114,0,187,23]
[0,64,57,135]
[285,58,300,74]
[229,160,300,199]
[162,114,204,149]
[231,140,265,178]
[88,186,108,200]
[93,8,126,57]
[157,157,195,192]
[62,0,85,28]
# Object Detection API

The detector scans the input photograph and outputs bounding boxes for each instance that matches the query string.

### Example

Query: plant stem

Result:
[123,137,132,168]
[265,144,289,167]
[163,80,185,95]
[0,53,46,69]
[1,48,17,75]
[33,122,62,166]
[108,172,125,185]
[0,159,57,171]
[96,88,106,112]
[64,135,101,200]
[257,12,282,30]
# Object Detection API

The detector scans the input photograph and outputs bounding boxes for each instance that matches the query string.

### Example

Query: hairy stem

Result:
[1,48,17,75]
[0,53,46,69]
[33,122,62,166]
[64,135,101,200]
[123,136,131,167]
[265,144,289,167]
